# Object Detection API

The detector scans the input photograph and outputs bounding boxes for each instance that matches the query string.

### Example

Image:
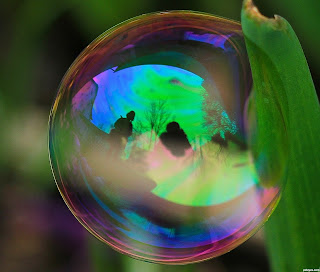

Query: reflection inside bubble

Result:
[76,63,257,207]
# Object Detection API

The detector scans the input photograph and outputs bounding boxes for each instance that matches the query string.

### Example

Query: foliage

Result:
[242,0,320,271]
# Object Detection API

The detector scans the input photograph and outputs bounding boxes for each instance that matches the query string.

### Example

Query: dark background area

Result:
[0,0,319,271]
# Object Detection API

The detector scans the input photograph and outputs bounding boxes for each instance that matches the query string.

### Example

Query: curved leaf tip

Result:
[242,0,286,30]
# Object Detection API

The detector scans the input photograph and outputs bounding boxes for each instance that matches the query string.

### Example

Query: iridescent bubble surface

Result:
[49,11,287,264]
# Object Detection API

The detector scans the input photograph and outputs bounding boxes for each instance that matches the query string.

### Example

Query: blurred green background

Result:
[0,0,319,271]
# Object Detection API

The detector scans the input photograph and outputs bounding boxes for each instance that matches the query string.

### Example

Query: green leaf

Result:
[241,0,320,271]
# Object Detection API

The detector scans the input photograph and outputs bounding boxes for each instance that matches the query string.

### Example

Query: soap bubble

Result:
[49,11,287,264]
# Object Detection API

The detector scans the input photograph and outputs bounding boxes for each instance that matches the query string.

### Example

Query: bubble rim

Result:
[48,10,284,265]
